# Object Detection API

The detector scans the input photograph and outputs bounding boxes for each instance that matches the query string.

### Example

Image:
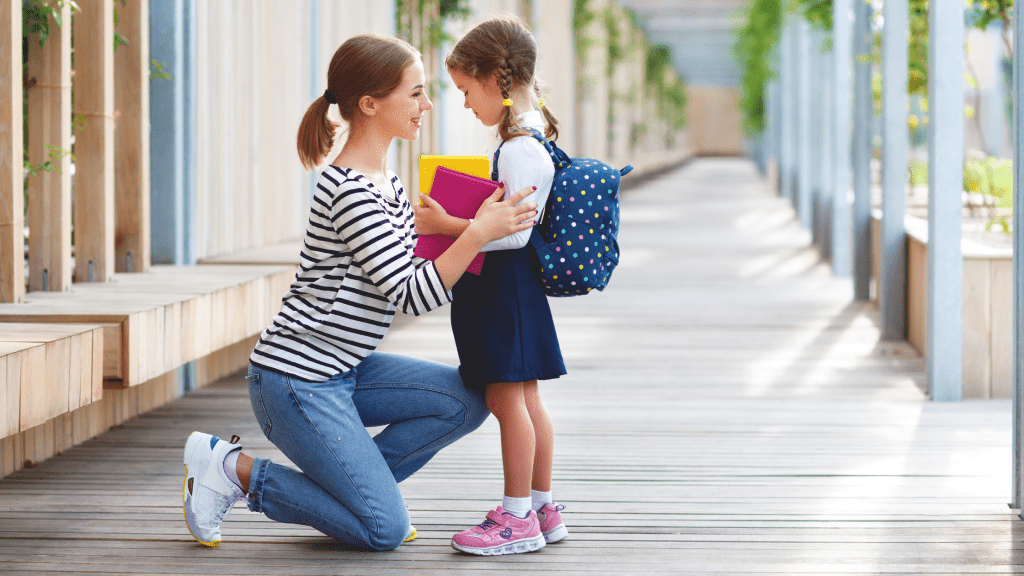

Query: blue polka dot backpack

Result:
[492,128,633,297]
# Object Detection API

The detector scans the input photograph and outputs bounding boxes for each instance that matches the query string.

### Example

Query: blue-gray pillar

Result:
[851,0,872,300]
[1011,1,1023,510]
[926,0,964,402]
[779,23,794,200]
[818,42,834,260]
[880,0,908,340]
[809,31,823,246]
[150,0,196,266]
[831,0,853,277]
[796,20,813,229]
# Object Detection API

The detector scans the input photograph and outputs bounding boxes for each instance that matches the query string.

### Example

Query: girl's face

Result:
[376,58,433,140]
[448,67,504,127]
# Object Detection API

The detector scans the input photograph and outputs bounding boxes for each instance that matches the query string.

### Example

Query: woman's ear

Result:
[358,95,377,117]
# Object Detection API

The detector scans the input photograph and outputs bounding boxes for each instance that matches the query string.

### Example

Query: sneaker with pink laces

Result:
[451,507,546,556]
[537,503,567,543]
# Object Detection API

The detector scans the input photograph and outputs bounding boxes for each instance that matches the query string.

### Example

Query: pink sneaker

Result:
[537,503,567,543]
[451,507,546,556]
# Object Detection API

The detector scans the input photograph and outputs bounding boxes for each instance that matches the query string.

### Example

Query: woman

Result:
[182,33,538,551]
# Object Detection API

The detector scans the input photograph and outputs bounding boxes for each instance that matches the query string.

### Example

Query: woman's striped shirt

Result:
[250,166,452,382]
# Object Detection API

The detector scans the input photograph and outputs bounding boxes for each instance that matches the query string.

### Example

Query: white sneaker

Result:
[183,432,245,547]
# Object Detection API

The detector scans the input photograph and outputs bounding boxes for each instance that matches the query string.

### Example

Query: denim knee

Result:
[365,507,410,551]
[462,387,490,433]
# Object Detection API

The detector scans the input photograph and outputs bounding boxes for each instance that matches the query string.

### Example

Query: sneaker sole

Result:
[451,534,545,556]
[543,524,568,544]
[183,432,220,547]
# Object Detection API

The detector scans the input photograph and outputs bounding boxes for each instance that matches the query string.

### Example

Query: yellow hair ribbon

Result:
[502,98,513,107]
[538,98,546,108]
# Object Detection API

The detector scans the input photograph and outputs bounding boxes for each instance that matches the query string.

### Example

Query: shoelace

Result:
[477,518,498,530]
[210,489,241,525]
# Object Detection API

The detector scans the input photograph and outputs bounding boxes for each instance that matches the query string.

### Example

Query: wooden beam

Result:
[26,3,73,293]
[0,2,23,303]
[115,0,151,273]
[74,0,116,283]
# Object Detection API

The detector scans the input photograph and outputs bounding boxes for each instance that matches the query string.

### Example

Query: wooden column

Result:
[0,1,23,303]
[831,0,853,277]
[26,3,73,293]
[880,0,908,340]
[1010,0,1024,511]
[925,0,964,401]
[852,0,873,299]
[74,0,116,283]
[115,0,151,273]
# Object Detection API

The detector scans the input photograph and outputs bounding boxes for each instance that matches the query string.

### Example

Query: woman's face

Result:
[376,58,433,140]
[448,67,503,127]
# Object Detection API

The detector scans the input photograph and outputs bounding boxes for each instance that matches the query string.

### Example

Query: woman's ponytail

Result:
[296,95,338,171]
[295,34,418,171]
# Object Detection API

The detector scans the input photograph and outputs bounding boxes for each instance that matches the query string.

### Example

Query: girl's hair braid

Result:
[446,16,561,142]
[533,78,559,140]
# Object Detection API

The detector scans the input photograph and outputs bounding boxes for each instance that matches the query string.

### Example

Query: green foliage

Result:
[733,0,782,134]
[792,0,832,32]
[22,0,80,48]
[150,59,171,81]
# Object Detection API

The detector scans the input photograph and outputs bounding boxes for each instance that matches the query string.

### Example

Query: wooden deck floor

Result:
[0,158,1018,574]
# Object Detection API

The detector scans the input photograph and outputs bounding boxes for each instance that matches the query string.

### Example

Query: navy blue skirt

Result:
[451,243,566,389]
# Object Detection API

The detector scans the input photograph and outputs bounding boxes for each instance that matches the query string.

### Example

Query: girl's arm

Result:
[432,185,537,290]
[480,140,554,251]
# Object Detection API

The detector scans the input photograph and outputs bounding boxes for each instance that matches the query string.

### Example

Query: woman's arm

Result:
[432,185,538,290]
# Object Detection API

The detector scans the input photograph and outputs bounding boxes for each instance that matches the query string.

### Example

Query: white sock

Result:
[532,489,553,511]
[223,447,243,490]
[502,496,532,518]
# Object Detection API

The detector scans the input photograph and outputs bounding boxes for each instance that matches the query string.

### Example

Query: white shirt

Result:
[479,110,556,252]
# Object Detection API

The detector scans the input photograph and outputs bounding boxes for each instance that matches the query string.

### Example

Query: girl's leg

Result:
[485,381,535,499]
[522,381,553,493]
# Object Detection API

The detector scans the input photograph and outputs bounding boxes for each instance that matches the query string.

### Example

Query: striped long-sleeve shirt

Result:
[250,166,452,382]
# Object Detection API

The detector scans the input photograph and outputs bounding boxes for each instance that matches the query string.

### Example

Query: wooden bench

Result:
[0,264,296,477]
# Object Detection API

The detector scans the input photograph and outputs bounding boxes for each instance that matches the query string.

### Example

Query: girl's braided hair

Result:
[446,16,559,142]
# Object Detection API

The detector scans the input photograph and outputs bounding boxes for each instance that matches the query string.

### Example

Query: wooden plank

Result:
[990,258,1014,398]
[25,1,72,293]
[962,259,991,398]
[0,355,14,437]
[906,236,927,354]
[17,345,45,431]
[43,338,70,421]
[73,0,116,283]
[0,0,24,304]
[114,0,151,274]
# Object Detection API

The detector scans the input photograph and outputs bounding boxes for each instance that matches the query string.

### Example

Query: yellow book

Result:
[418,155,490,199]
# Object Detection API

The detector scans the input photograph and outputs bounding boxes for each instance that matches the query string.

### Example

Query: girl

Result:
[413,17,567,556]
[181,34,539,551]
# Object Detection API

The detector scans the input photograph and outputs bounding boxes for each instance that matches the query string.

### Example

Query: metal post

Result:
[880,0,908,340]
[779,23,793,201]
[926,0,964,401]
[818,41,834,260]
[1010,0,1023,510]
[831,0,853,277]
[852,0,873,300]
[797,19,813,229]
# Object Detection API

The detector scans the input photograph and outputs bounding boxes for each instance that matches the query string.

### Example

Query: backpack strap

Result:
[490,128,569,181]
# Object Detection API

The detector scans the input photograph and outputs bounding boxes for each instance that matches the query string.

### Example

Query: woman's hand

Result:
[413,193,456,236]
[468,184,538,243]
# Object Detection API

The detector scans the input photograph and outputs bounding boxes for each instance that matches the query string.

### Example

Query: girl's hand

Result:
[414,193,454,236]
[468,184,538,243]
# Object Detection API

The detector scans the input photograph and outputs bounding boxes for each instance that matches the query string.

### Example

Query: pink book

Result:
[414,166,500,275]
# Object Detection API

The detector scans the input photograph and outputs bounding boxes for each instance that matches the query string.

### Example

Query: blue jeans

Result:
[245,353,489,550]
